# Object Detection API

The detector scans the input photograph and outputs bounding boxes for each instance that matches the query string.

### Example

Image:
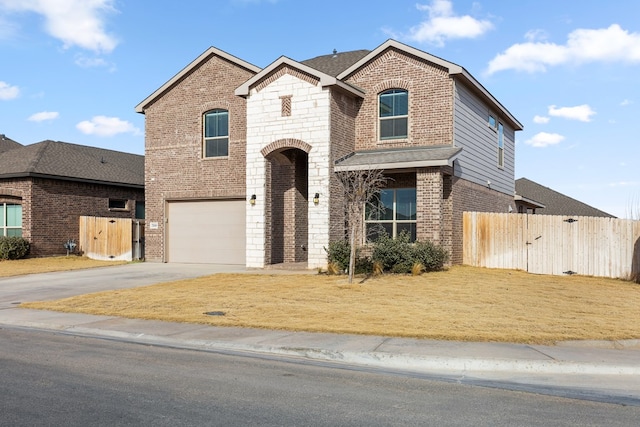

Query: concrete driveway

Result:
[0,262,248,308]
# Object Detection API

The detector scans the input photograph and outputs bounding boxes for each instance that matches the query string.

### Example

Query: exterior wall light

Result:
[313,193,320,205]
[249,194,256,205]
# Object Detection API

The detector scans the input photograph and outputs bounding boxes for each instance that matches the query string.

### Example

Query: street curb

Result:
[4,320,639,377]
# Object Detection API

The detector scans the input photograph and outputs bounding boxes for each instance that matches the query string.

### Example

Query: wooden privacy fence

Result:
[79,216,145,261]
[463,212,640,280]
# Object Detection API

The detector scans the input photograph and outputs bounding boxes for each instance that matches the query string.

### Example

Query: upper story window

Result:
[488,115,496,129]
[497,122,504,167]
[379,89,408,140]
[1,203,22,237]
[204,109,229,158]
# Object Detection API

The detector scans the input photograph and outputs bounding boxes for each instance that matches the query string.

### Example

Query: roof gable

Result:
[235,56,365,98]
[337,39,522,131]
[0,140,144,188]
[135,46,261,113]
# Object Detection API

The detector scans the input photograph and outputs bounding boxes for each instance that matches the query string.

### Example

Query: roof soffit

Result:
[135,46,261,113]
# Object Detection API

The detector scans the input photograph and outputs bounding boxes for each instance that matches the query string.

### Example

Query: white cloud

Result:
[620,99,633,106]
[0,0,118,53]
[403,0,493,47]
[524,132,565,148]
[28,111,59,122]
[524,29,548,42]
[533,115,550,124]
[76,116,140,137]
[487,24,640,74]
[0,81,19,100]
[548,104,596,122]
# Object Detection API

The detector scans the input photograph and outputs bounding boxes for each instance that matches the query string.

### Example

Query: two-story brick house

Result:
[136,39,522,268]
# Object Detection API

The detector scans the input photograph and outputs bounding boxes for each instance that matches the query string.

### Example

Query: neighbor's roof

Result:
[0,140,144,188]
[300,49,371,77]
[515,178,614,218]
[334,145,462,172]
[0,134,23,154]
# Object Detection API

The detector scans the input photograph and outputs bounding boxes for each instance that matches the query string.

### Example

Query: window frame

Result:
[108,199,129,211]
[378,89,408,141]
[365,187,417,242]
[497,122,504,168]
[1,203,22,237]
[203,109,230,158]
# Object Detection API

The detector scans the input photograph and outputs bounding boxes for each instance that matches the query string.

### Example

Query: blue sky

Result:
[1,0,639,218]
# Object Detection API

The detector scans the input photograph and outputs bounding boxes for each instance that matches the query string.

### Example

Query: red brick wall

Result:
[329,91,359,243]
[344,47,454,151]
[142,53,256,262]
[0,177,143,257]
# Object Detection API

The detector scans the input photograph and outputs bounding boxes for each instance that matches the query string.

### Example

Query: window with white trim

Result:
[1,203,22,237]
[497,122,504,167]
[365,188,416,242]
[204,109,229,158]
[379,89,408,140]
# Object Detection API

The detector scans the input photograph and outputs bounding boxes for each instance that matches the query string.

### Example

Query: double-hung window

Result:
[366,188,416,242]
[1,203,22,237]
[204,109,229,158]
[379,89,408,140]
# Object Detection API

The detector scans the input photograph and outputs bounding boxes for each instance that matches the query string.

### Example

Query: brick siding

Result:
[0,177,142,257]
[142,53,256,262]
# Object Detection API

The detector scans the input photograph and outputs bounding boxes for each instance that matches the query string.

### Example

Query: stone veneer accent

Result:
[245,73,331,268]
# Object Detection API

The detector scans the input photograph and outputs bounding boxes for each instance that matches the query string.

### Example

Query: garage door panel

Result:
[167,200,245,264]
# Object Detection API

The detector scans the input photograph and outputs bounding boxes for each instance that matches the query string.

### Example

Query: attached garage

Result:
[166,199,245,264]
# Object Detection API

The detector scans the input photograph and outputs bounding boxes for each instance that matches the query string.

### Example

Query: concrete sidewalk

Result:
[1,307,639,404]
[1,262,639,404]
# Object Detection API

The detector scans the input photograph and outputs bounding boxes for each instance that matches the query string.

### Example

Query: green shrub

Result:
[325,240,372,275]
[370,230,413,271]
[0,236,30,260]
[325,240,350,272]
[371,230,449,273]
[411,240,449,272]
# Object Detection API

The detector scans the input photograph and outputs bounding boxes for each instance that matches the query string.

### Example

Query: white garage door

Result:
[167,200,245,264]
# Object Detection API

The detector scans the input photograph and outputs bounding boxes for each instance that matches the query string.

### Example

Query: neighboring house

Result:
[136,39,522,268]
[515,177,615,218]
[0,138,145,256]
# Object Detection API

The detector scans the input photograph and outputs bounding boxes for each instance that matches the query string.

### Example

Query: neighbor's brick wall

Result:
[345,47,454,150]
[142,53,256,262]
[0,177,142,257]
[450,177,513,264]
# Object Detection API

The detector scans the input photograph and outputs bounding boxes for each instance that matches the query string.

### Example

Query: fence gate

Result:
[463,212,640,279]
[79,216,145,261]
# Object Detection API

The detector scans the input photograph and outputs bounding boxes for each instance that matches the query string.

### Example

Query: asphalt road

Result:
[2,328,639,427]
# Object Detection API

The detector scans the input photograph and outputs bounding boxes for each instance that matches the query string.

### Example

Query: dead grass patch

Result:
[0,256,127,277]
[20,265,640,344]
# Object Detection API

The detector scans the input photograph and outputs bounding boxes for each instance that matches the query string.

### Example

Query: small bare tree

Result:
[334,168,387,283]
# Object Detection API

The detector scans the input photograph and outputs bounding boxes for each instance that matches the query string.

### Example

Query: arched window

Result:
[204,109,229,157]
[379,89,408,140]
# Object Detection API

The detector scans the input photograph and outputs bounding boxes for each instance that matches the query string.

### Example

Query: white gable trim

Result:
[135,47,261,113]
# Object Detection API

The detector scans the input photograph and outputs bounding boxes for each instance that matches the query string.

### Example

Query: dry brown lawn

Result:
[0,256,127,277]
[20,265,640,344]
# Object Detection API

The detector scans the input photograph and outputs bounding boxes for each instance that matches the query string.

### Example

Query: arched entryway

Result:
[262,141,310,266]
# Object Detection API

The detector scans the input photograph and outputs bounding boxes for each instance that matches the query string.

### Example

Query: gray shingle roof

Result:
[515,177,615,218]
[300,49,371,77]
[335,145,462,171]
[0,140,144,188]
[0,134,23,154]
